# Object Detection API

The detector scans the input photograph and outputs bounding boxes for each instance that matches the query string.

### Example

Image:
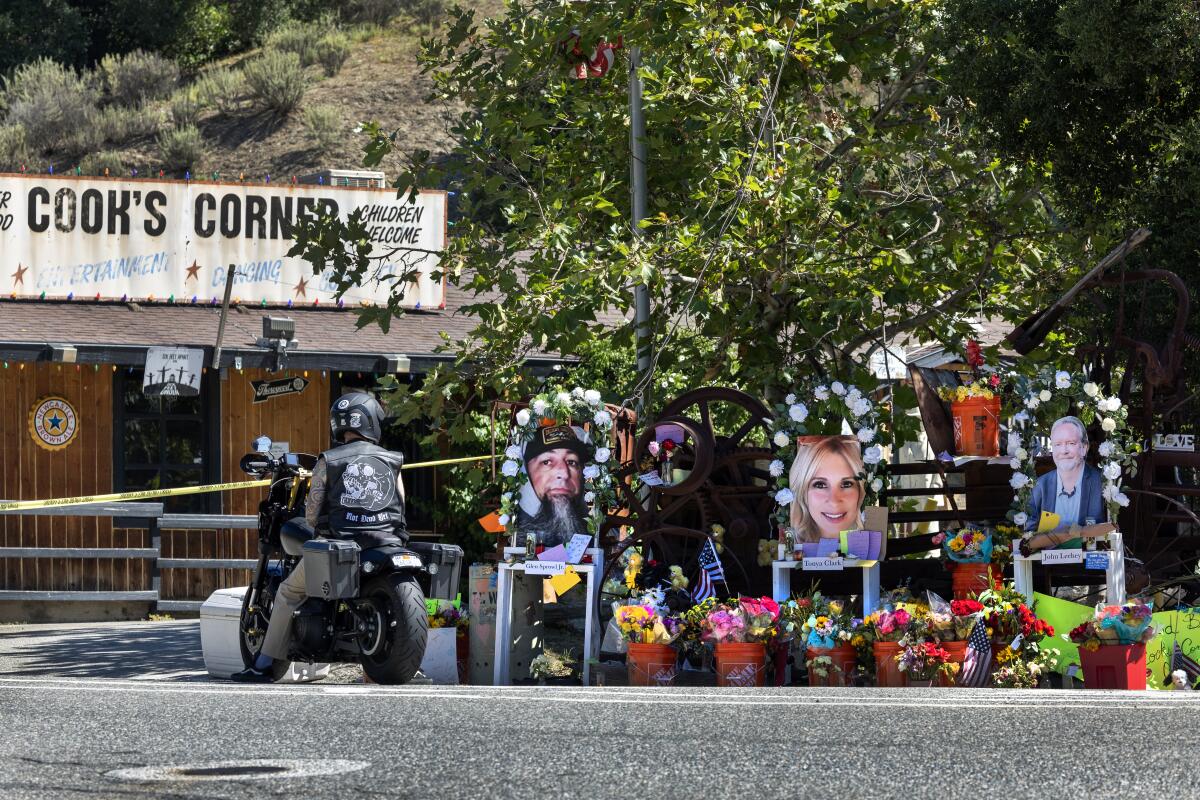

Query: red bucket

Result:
[1079,643,1147,690]
[715,642,766,687]
[950,396,1000,457]
[806,644,858,687]
[951,562,1000,600]
[873,641,908,688]
[626,642,678,687]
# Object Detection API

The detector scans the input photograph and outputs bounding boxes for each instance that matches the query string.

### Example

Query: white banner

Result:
[0,175,445,308]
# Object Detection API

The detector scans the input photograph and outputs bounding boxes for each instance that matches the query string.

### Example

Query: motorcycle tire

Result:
[238,585,293,681]
[360,573,428,685]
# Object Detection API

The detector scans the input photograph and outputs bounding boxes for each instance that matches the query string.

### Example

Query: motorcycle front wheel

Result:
[238,584,293,681]
[360,573,428,685]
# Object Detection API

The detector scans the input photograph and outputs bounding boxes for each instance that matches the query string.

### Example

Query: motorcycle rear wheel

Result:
[360,574,428,685]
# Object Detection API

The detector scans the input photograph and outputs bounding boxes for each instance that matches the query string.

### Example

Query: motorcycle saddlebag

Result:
[303,538,361,600]
[407,541,464,601]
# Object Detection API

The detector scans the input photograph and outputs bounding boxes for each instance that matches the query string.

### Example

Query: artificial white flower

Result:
[1104,396,1122,412]
[572,387,585,398]
[584,491,595,503]
[498,513,510,526]
[1055,370,1071,389]
[515,409,531,426]
[773,430,791,448]
[1010,458,1021,470]
[504,444,522,460]
[593,409,613,427]
[870,478,883,493]
[501,460,520,477]
[1008,432,1022,451]
[1013,512,1029,527]
[1098,441,1115,457]
[1083,382,1099,398]
[1015,448,1029,461]
[531,399,548,415]
[852,398,872,417]
[789,403,809,423]
[814,385,831,401]
[846,386,862,402]
[775,488,795,505]
[584,389,602,406]
[769,459,785,477]
[1039,389,1052,402]
[1103,462,1122,480]
[1101,417,1117,433]
[1102,484,1115,502]
[863,445,883,465]
[594,447,611,464]
[1115,491,1130,508]
[784,393,797,405]
[1009,472,1031,489]
[1025,395,1041,410]
[556,392,572,405]
[831,381,846,396]
[583,464,600,480]
[857,428,876,444]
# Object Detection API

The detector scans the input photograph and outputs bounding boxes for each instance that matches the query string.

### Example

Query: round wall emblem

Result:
[29,396,79,451]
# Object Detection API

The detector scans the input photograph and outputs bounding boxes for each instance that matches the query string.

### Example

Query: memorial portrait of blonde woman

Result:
[788,435,866,543]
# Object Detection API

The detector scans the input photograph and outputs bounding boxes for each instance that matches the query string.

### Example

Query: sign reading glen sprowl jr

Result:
[0,175,446,308]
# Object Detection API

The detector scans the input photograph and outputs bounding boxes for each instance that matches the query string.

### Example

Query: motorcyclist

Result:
[232,391,407,682]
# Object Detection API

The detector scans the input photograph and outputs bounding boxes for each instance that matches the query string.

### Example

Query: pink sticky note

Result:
[537,544,568,562]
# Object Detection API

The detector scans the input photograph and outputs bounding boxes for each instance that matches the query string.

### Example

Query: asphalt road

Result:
[2,621,1198,799]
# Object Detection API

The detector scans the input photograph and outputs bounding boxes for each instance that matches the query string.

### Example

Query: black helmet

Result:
[330,392,386,444]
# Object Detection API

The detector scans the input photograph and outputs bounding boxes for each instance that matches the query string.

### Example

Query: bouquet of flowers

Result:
[1067,599,1155,649]
[936,340,1000,402]
[990,523,1021,567]
[699,602,747,644]
[861,607,919,643]
[429,603,469,630]
[933,527,992,563]
[978,587,1054,646]
[739,597,782,643]
[993,645,1061,689]
[949,599,984,640]
[895,641,960,682]
[695,597,781,644]
[613,603,681,645]
[777,595,815,641]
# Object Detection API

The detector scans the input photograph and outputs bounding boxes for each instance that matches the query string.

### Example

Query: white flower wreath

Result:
[768,382,888,535]
[1006,368,1140,529]
[495,386,616,538]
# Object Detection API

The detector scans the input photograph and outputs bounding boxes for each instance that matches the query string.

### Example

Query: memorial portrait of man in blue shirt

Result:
[1025,415,1105,547]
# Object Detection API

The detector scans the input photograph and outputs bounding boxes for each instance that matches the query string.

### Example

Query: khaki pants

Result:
[260,558,307,661]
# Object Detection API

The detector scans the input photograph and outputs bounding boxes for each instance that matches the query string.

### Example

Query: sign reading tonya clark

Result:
[0,175,446,308]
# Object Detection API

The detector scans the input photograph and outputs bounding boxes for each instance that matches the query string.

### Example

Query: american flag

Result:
[959,615,993,687]
[1172,641,1200,687]
[691,538,726,603]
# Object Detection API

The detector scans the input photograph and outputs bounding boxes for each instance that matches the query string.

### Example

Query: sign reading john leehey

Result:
[0,175,446,308]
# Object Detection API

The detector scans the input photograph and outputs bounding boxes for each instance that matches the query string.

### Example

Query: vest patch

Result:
[338,457,396,511]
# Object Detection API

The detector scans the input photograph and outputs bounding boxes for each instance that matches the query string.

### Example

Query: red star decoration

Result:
[293,278,308,298]
[11,264,28,287]
[185,261,201,282]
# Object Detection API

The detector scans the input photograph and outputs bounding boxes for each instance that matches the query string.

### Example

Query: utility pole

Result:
[629,46,651,415]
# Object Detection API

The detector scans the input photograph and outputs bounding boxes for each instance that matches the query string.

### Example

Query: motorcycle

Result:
[236,437,429,684]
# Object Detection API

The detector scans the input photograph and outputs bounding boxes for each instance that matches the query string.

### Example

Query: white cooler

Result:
[200,586,330,682]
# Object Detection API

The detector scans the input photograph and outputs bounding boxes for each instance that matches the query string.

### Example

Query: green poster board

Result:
[1032,593,1200,689]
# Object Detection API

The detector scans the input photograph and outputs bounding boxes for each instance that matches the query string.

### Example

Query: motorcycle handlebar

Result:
[239,451,317,478]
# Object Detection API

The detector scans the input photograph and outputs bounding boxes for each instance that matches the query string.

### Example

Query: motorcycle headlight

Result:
[362,561,377,574]
[391,554,422,569]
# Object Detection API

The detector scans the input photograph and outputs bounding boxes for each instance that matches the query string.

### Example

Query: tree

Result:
[293,0,1072,431]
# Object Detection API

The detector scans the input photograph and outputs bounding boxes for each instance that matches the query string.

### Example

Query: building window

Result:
[114,369,219,513]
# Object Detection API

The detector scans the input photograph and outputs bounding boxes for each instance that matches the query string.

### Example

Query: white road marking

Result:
[106,759,369,783]
[0,676,1195,710]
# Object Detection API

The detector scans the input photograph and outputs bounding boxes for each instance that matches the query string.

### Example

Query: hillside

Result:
[0,6,504,183]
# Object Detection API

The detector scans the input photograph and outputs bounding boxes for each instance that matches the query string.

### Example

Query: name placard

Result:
[523,560,566,576]
[802,557,844,571]
[1041,548,1083,565]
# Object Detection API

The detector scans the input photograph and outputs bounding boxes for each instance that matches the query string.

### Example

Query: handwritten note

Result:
[639,471,664,487]
[548,566,581,596]
[565,534,591,564]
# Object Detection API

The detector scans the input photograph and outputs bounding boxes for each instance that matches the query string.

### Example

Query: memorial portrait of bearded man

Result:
[515,424,593,547]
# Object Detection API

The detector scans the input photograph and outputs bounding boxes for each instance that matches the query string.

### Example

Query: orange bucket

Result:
[806,644,858,687]
[951,562,1000,599]
[715,642,766,687]
[950,396,1000,457]
[873,641,908,687]
[1079,643,1147,690]
[938,640,968,686]
[626,642,678,687]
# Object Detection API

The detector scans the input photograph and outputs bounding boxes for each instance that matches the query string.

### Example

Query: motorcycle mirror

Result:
[253,435,272,454]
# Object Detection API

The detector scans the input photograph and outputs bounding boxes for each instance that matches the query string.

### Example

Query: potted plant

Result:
[614,602,681,687]
[895,640,960,687]
[789,592,858,687]
[932,526,1000,599]
[937,339,1001,457]
[700,597,780,687]
[861,607,920,687]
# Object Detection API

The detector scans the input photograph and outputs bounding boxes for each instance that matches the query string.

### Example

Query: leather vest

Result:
[320,440,407,548]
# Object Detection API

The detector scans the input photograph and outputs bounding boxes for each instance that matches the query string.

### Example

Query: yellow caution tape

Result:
[0,454,493,512]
